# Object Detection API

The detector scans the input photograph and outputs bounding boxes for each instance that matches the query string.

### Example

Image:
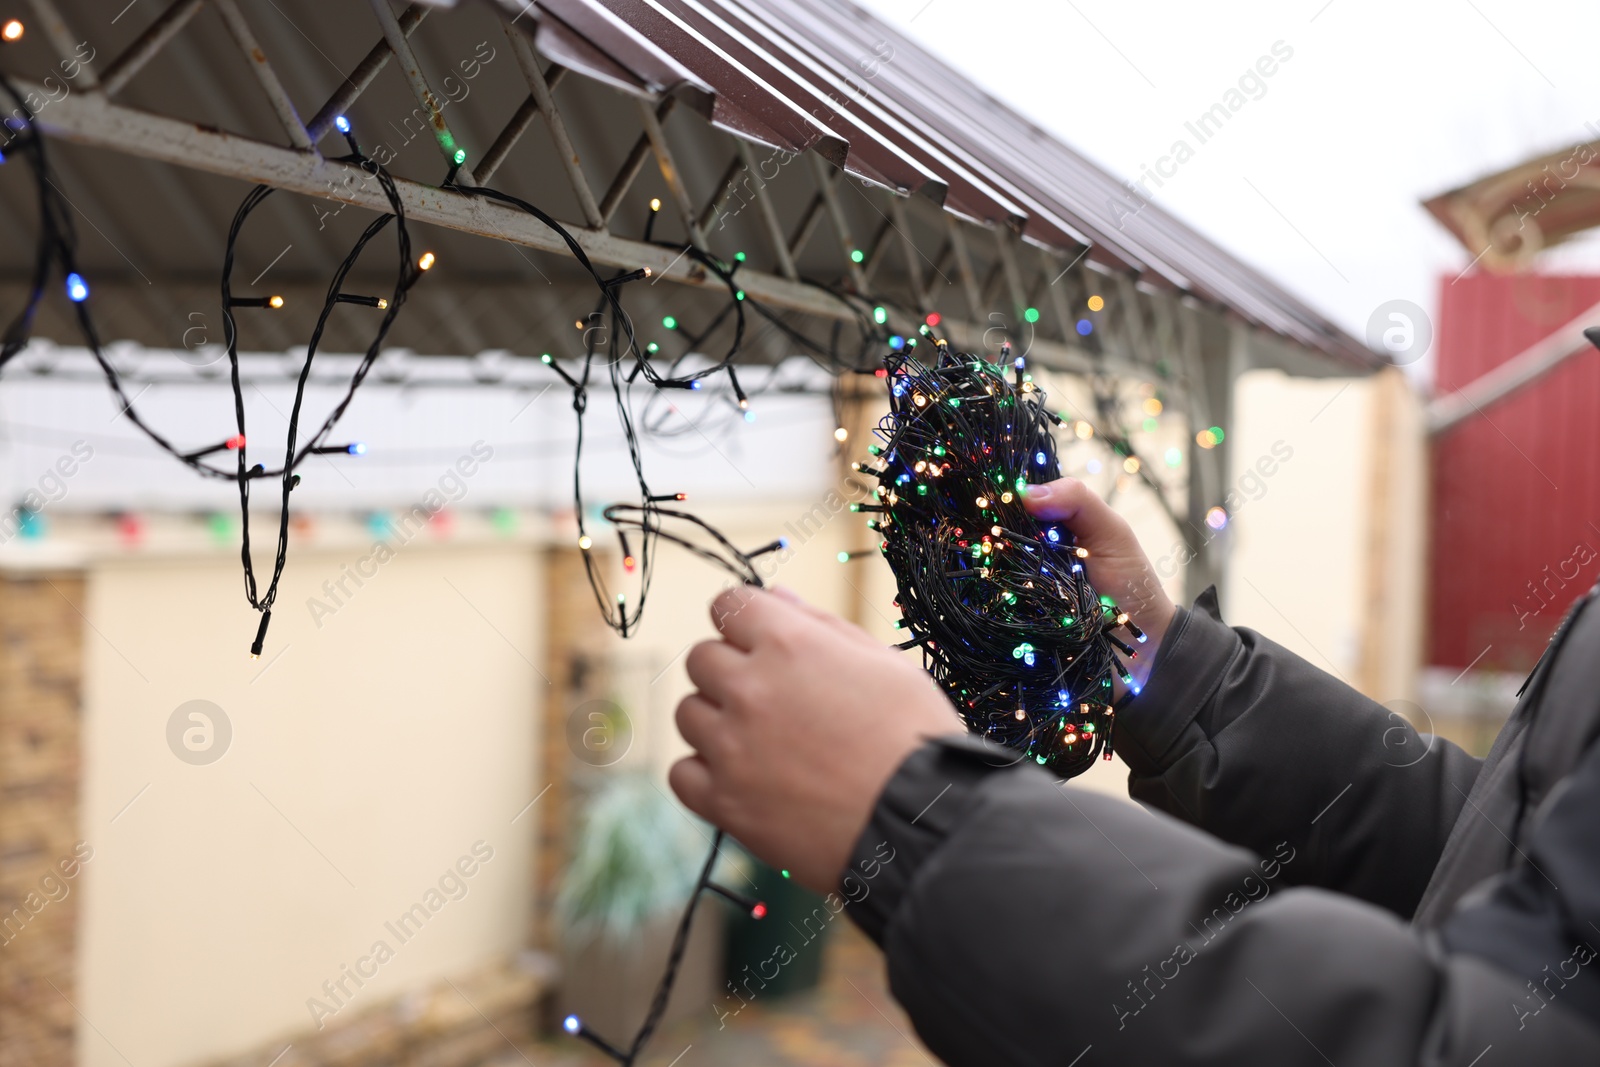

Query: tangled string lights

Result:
[1,69,426,656]
[857,332,1146,778]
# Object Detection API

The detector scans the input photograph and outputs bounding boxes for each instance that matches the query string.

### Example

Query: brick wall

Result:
[0,572,87,1067]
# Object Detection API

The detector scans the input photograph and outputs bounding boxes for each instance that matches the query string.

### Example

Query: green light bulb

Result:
[1023,306,1040,323]
[851,249,865,263]
[452,148,467,165]
[663,315,677,330]
[873,306,887,324]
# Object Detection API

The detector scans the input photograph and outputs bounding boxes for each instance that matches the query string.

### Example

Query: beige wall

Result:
[1225,369,1426,707]
[77,545,545,1067]
[63,366,1427,1066]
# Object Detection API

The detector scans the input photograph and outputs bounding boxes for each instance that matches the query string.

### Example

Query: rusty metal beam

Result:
[100,0,205,98]
[808,153,867,291]
[365,0,470,178]
[787,192,825,264]
[306,3,430,142]
[889,194,926,313]
[945,213,983,321]
[734,139,797,280]
[696,153,745,234]
[476,94,539,186]
[636,96,707,249]
[598,98,674,226]
[505,27,603,229]
[213,0,314,151]
[23,0,98,89]
[12,79,1112,376]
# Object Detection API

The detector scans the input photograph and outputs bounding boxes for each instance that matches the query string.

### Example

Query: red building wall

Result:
[1429,273,1600,671]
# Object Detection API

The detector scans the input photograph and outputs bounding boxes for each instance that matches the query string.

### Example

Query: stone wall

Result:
[0,572,87,1067]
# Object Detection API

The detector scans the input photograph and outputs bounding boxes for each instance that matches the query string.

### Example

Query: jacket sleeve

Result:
[843,735,1600,1067]
[1117,588,1483,917]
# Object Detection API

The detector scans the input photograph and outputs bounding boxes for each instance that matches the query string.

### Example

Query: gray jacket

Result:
[845,587,1600,1064]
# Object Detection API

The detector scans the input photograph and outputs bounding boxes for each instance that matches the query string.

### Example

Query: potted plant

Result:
[556,771,723,1038]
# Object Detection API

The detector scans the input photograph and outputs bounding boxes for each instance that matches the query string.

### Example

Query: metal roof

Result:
[501,0,1376,367]
[1422,134,1600,273]
[0,0,1377,373]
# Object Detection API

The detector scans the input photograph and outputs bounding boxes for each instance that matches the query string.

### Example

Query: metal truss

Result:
[6,0,1216,377]
[6,0,1263,600]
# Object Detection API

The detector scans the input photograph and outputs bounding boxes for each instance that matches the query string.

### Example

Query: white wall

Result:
[76,544,545,1067]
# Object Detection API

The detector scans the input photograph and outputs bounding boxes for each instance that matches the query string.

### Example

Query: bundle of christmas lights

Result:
[858,332,1146,777]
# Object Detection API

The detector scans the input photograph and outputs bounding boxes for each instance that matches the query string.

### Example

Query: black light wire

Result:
[220,141,421,655]
[0,70,424,654]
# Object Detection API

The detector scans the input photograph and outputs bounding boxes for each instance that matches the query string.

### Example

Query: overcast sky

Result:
[858,0,1600,382]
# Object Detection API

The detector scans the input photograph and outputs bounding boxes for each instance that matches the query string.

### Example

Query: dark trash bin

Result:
[722,858,834,1001]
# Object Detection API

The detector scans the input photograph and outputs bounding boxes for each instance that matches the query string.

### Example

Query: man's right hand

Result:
[1023,478,1177,692]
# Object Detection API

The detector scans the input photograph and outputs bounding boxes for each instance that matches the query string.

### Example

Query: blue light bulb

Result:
[65,273,88,302]
[348,442,367,455]
[689,380,701,390]
[1035,451,1047,465]
[1046,528,1060,542]
[334,115,351,133]
[562,1015,581,1035]
[1076,318,1093,336]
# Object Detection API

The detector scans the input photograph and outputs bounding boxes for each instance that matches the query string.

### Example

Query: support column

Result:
[1358,367,1404,698]
[1181,316,1239,606]
[836,376,884,628]
[0,570,87,1067]
[532,546,614,952]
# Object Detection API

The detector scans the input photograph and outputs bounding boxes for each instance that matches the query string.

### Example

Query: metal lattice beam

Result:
[18,77,1103,373]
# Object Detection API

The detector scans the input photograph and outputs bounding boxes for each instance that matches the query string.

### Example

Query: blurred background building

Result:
[0,0,1593,1066]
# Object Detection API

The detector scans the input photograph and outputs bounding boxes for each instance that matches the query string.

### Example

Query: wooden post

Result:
[531,546,613,952]
[1358,368,1403,698]
[836,375,884,628]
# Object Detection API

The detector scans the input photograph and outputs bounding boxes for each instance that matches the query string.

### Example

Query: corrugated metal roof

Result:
[0,0,1376,372]
[1422,136,1600,273]
[500,0,1376,367]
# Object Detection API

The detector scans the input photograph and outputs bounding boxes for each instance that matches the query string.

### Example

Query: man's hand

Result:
[669,587,964,894]
[1024,478,1177,691]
